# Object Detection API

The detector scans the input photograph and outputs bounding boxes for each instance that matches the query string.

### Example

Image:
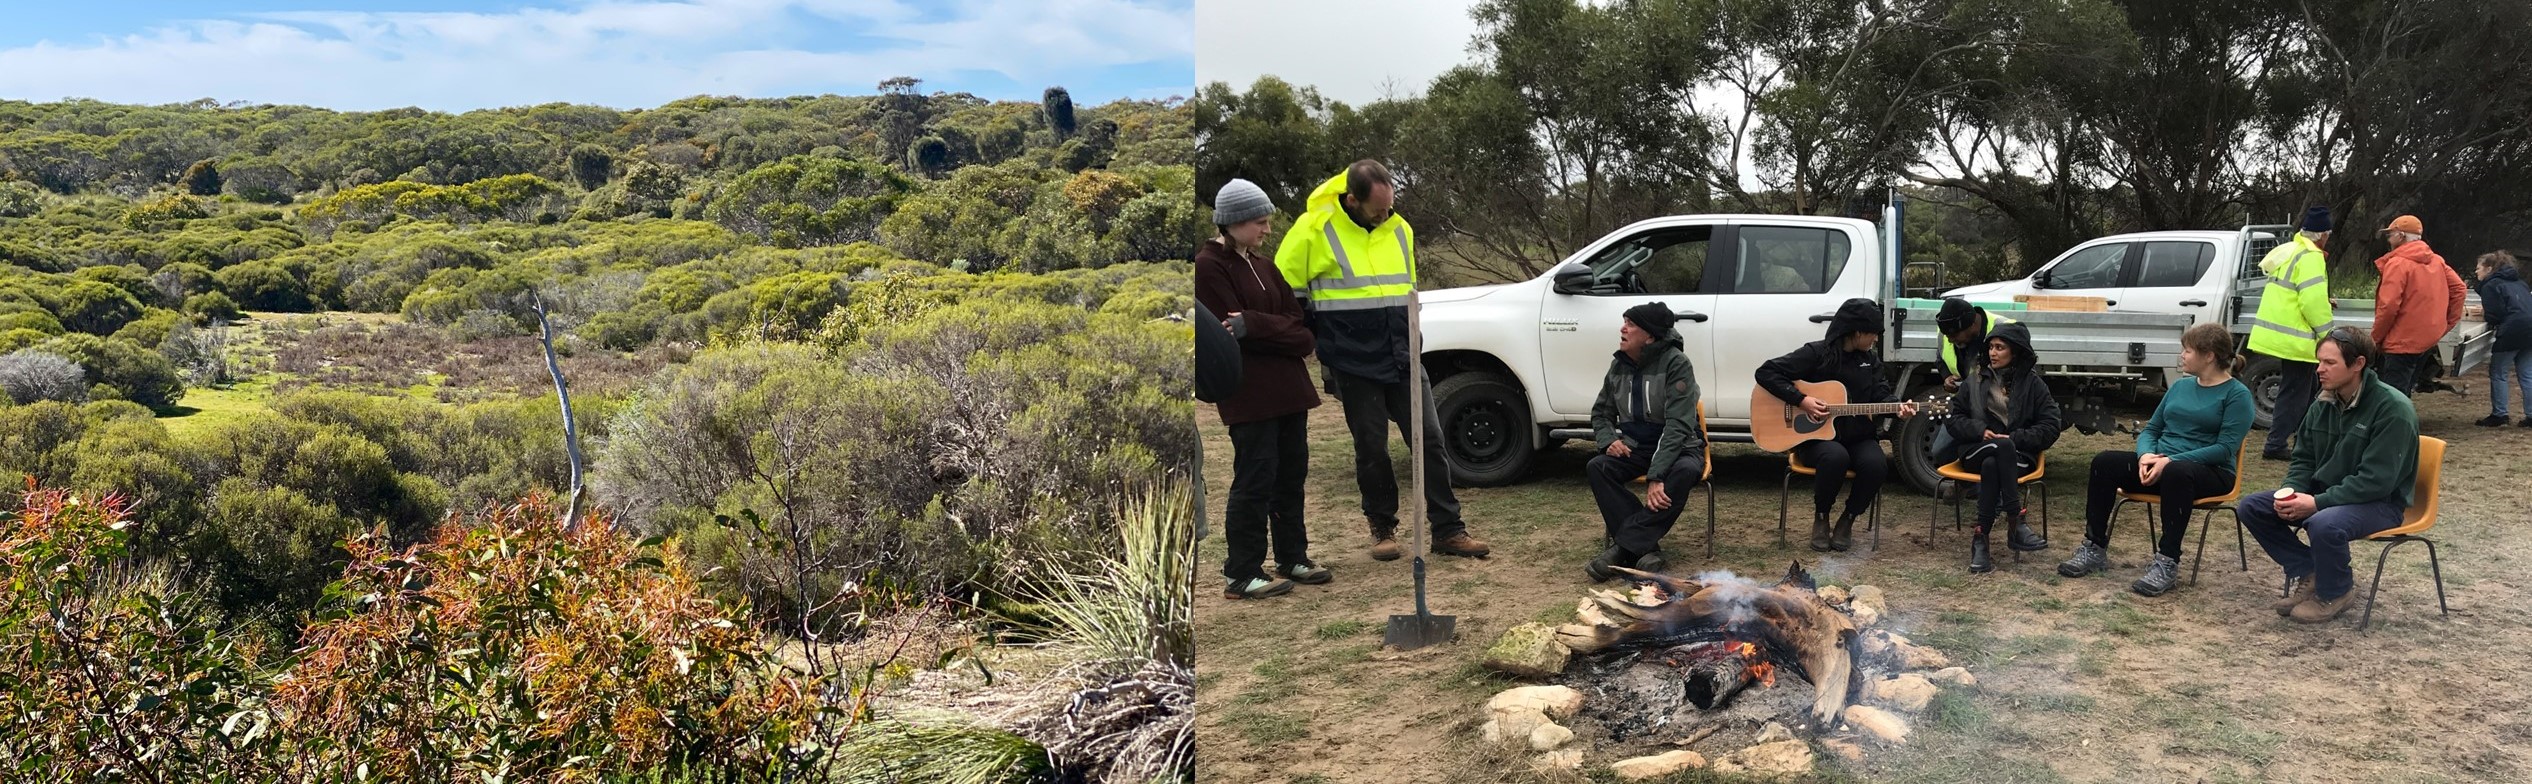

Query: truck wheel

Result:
[1895,412,1943,496]
[2242,355,2281,430]
[1433,372,1534,487]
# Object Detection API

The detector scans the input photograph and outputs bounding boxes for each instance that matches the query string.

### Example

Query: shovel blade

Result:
[1383,612,1457,650]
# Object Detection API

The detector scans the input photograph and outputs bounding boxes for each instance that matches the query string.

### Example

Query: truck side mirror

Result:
[1553,267,1594,295]
[2032,269,2053,290]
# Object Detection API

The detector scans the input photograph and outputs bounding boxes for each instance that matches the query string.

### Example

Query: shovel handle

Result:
[1408,288,1426,562]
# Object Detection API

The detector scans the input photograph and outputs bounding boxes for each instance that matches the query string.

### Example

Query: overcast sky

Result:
[0,0,1194,111]
[1194,0,1479,106]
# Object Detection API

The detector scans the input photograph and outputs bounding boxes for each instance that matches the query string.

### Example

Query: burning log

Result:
[1555,562,1859,725]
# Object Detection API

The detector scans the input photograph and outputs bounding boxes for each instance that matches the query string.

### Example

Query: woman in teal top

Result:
[2058,322,2256,596]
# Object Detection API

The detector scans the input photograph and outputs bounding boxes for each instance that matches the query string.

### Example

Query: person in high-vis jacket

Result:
[2247,206,2337,461]
[1276,160,1491,561]
[1931,297,2012,467]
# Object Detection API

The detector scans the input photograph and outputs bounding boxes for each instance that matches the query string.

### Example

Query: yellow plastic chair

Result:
[2357,436,2449,631]
[1931,451,2050,559]
[2107,440,2252,585]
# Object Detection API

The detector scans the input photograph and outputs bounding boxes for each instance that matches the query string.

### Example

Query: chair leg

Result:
[2358,538,2406,632]
[2233,509,2248,571]
[1869,496,1880,549]
[1705,480,1718,560]
[1928,480,1943,543]
[2425,538,2449,617]
[1778,472,1792,549]
[2037,480,2050,540]
[2189,505,2210,585]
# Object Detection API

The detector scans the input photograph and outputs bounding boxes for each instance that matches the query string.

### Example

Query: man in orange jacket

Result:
[2370,214,2466,396]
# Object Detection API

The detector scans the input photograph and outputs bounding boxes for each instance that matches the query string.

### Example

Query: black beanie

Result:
[1826,297,1884,342]
[1936,297,1977,335]
[1624,302,1677,336]
[2301,205,2333,233]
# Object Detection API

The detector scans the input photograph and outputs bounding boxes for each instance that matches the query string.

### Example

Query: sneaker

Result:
[2131,553,2181,597]
[1435,532,1493,558]
[2272,574,2315,616]
[1224,576,1293,600]
[2478,414,2510,427]
[1370,535,1403,561]
[2056,541,2109,577]
[2289,589,2356,623]
[1277,562,1333,585]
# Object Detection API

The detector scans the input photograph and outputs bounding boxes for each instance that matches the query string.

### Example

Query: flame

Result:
[1735,641,1777,688]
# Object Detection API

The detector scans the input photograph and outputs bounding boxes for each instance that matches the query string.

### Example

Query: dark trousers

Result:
[1223,413,1311,581]
[2238,489,2405,601]
[1796,437,1886,520]
[1330,369,1465,539]
[2379,352,2428,396]
[2083,450,2233,559]
[2263,358,2317,454]
[1961,438,2036,527]
[1586,450,1704,556]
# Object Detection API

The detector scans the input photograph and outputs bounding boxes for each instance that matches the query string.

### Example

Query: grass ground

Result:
[1195,374,2532,783]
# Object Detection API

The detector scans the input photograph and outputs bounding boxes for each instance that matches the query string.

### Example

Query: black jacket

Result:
[1756,298,1893,443]
[1943,322,2063,455]
[1193,301,1243,404]
[2479,266,2532,353]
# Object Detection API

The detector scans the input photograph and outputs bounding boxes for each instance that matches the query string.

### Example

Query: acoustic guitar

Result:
[1750,380,1950,452]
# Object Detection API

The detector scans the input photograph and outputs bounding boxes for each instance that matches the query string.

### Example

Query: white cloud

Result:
[0,0,1192,110]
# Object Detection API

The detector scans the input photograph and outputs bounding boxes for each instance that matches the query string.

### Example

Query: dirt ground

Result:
[1194,376,2532,784]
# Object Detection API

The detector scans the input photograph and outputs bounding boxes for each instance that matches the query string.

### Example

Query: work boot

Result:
[1809,513,1834,552]
[1585,545,1627,583]
[2005,509,2048,552]
[2272,574,2315,616]
[2289,589,2356,623]
[1634,550,1669,575]
[1830,514,1857,552]
[1969,529,1994,574]
[2131,553,2181,597]
[1369,533,1403,562]
[2057,540,2109,577]
[1435,531,1492,558]
[1276,562,1333,585]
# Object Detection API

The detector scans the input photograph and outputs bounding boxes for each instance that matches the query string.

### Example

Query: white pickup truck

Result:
[1416,202,2489,494]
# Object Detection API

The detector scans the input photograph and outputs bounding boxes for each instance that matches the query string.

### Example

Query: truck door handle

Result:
[2180,299,2207,307]
[1809,313,1834,323]
[1679,310,1710,323]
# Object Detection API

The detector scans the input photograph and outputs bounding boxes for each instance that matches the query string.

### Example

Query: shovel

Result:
[1385,288,1457,650]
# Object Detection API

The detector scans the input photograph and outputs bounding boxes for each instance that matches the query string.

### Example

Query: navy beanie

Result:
[2301,205,2333,233]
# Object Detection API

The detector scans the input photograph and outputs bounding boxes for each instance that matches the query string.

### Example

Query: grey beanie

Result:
[1213,178,1273,225]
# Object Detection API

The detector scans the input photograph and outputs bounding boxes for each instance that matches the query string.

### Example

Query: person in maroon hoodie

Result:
[1197,178,1328,599]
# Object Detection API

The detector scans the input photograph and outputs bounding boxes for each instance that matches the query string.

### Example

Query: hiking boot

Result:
[1634,550,1669,575]
[1969,531,1994,574]
[1369,535,1403,562]
[1435,532,1492,558]
[1830,515,1857,552]
[2260,448,2289,462]
[2005,511,2048,552]
[2272,574,2315,616]
[2478,414,2511,427]
[1224,576,1293,600]
[2131,553,2181,597]
[2289,589,2356,623]
[1585,545,1627,583]
[2057,540,2109,577]
[1809,513,1833,552]
[2520,417,2532,428]
[1276,562,1333,585]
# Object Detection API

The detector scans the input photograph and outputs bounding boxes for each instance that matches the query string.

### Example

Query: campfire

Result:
[1476,563,1973,778]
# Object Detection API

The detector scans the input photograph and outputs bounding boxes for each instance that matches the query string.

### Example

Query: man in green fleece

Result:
[2237,327,2419,623]
[1583,303,1705,581]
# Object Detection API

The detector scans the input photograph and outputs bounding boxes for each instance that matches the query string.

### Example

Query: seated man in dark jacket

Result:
[1756,298,1918,552]
[1583,303,1706,580]
[2238,327,2419,623]
[1943,322,2063,573]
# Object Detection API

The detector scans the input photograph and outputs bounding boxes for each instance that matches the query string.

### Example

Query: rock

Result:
[1532,749,1584,773]
[1874,674,1937,712]
[1493,706,1551,741]
[1530,722,1576,751]
[1849,585,1889,616]
[1480,719,1505,745]
[1712,740,1815,776]
[1818,585,1849,606]
[1933,667,1979,686]
[1842,705,1911,745]
[1896,642,1952,670]
[1483,623,1572,680]
[1488,685,1587,720]
[1850,603,1881,627]
[1611,750,1707,781]
[1820,737,1868,764]
[1755,721,1798,745]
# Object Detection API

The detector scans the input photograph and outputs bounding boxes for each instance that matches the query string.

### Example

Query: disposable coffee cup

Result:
[2275,488,2298,501]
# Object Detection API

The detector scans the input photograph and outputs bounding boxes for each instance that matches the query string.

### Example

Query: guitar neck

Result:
[1822,402,1910,416]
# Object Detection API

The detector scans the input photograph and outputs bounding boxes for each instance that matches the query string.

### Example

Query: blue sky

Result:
[0,1,1193,111]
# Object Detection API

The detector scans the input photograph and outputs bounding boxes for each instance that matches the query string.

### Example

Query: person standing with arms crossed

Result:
[1197,178,1329,599]
[2248,207,2337,461]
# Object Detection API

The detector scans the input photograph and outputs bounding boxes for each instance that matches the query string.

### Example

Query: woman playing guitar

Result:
[1754,298,1918,552]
